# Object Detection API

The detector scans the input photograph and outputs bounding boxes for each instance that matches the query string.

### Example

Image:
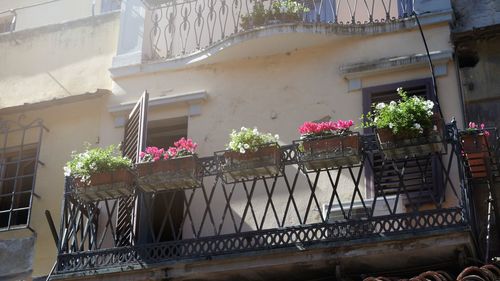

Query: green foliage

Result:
[227,127,279,153]
[361,88,435,137]
[271,0,309,21]
[64,144,132,182]
[240,0,309,30]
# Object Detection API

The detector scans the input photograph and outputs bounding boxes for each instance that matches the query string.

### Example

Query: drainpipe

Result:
[412,11,444,120]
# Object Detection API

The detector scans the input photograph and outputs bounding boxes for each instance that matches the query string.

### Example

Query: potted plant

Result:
[220,127,280,182]
[460,122,491,179]
[136,138,201,192]
[240,0,309,30]
[362,87,444,159]
[295,119,360,170]
[64,144,134,202]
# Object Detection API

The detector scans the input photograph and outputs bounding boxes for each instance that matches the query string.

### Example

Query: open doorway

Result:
[146,116,188,242]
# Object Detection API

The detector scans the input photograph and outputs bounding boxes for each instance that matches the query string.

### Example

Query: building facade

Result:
[0,0,495,280]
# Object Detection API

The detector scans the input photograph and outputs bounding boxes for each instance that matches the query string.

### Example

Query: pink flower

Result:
[298,119,354,137]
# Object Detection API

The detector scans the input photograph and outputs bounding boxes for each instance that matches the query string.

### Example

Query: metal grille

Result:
[0,116,47,231]
[55,122,474,274]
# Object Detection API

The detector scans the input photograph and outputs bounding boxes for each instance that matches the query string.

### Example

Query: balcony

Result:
[142,0,417,61]
[53,123,476,280]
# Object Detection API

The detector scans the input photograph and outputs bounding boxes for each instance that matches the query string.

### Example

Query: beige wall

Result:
[0,0,119,31]
[0,12,120,109]
[0,10,121,278]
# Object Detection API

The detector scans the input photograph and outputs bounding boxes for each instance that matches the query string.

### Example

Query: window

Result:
[305,0,335,23]
[0,14,15,34]
[0,146,39,230]
[0,118,46,232]
[362,78,443,203]
[101,0,121,13]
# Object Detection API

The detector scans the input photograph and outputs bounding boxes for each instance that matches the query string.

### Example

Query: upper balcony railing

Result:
[143,0,414,60]
[55,122,474,275]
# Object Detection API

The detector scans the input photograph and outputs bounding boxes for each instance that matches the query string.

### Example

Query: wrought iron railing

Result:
[55,123,472,274]
[145,0,414,59]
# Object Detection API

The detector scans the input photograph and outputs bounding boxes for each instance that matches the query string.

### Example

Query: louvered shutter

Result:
[363,79,442,202]
[116,91,149,246]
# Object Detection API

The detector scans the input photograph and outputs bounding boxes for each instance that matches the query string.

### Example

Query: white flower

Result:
[388,123,394,129]
[241,126,247,131]
[427,110,433,116]
[433,125,438,131]
[425,100,434,110]
[253,128,258,134]
[63,166,71,177]
[413,123,421,130]
[243,143,250,149]
[274,134,279,140]
[239,147,246,154]
[376,103,386,110]
[390,101,397,107]
[396,87,403,92]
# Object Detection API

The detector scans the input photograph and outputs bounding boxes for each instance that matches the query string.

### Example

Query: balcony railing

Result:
[145,0,414,59]
[55,123,472,275]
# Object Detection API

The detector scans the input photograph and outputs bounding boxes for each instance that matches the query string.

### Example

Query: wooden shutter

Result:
[116,91,149,246]
[363,79,441,202]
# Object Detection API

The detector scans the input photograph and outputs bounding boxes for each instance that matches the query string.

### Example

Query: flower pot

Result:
[460,133,490,179]
[298,133,361,170]
[137,155,201,192]
[376,126,444,160]
[73,169,135,202]
[222,144,281,182]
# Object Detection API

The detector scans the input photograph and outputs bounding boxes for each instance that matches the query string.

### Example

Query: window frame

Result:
[362,78,440,200]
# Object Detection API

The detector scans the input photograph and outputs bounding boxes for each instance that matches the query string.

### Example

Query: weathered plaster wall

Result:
[452,0,500,32]
[0,235,35,280]
[0,12,120,109]
[0,0,117,31]
[460,37,500,126]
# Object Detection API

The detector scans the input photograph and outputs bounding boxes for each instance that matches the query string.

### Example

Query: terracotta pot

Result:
[73,168,134,202]
[136,155,201,192]
[375,117,444,160]
[461,133,490,179]
[222,144,281,182]
[299,134,361,170]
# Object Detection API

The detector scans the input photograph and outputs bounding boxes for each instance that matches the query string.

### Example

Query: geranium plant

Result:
[140,137,198,162]
[362,87,435,138]
[64,144,132,183]
[227,127,279,154]
[299,119,354,139]
[462,122,490,137]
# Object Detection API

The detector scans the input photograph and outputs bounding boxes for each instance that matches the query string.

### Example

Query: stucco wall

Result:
[452,0,500,32]
[0,12,120,109]
[0,0,118,31]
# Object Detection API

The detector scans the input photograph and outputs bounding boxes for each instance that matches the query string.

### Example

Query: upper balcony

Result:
[111,0,453,76]
[52,122,479,280]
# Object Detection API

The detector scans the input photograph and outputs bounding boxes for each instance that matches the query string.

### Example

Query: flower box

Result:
[222,144,281,182]
[137,155,201,192]
[73,168,135,202]
[460,133,490,179]
[376,127,444,159]
[297,133,361,170]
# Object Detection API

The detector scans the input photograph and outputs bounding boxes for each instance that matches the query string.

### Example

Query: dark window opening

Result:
[362,79,443,204]
[0,146,38,229]
[146,117,188,242]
